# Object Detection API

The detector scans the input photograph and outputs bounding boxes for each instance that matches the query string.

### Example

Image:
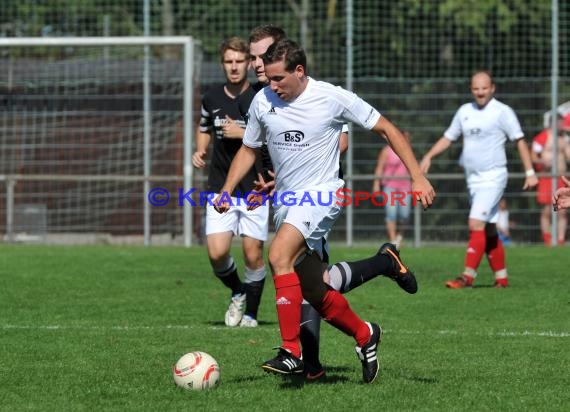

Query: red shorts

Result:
[537,176,565,205]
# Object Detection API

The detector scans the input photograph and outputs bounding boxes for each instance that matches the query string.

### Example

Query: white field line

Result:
[2,324,569,338]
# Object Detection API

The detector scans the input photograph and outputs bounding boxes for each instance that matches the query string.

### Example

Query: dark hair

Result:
[262,39,306,72]
[219,37,249,63]
[248,24,286,44]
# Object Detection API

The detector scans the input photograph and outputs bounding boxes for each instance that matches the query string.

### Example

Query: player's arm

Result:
[214,144,259,213]
[339,131,349,155]
[222,115,245,139]
[420,137,452,174]
[192,129,211,168]
[553,176,570,211]
[372,116,435,209]
[564,136,570,161]
[515,138,538,190]
[530,146,542,165]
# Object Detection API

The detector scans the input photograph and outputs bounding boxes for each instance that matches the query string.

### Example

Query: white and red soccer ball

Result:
[173,351,220,391]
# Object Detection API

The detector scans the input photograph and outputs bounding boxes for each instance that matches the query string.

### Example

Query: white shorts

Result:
[205,195,269,241]
[273,191,341,260]
[468,185,504,223]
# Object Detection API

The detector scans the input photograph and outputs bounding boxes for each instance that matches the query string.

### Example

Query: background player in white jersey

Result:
[214,39,435,383]
[244,24,420,381]
[192,37,268,328]
[420,70,537,288]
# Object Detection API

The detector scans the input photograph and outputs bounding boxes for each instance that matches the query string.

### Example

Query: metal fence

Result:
[0,1,568,246]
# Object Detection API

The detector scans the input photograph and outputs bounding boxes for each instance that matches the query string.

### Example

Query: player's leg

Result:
[540,205,552,246]
[295,253,327,380]
[290,202,381,383]
[237,203,269,327]
[447,186,501,288]
[484,223,508,288]
[205,202,245,326]
[538,178,552,245]
[298,253,381,384]
[327,244,417,295]
[555,177,567,245]
[261,221,307,375]
[557,208,567,245]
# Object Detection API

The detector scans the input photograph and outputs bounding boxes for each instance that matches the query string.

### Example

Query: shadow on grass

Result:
[391,370,438,384]
[273,365,354,389]
[206,320,277,327]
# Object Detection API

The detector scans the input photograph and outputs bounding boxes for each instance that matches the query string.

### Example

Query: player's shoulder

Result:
[311,78,349,95]
[252,82,265,92]
[489,97,517,114]
[202,83,226,102]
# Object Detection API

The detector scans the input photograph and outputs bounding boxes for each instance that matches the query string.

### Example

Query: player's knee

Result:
[243,251,264,269]
[267,248,293,273]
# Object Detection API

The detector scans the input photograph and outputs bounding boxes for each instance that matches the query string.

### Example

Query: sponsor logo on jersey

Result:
[268,106,277,114]
[277,130,305,142]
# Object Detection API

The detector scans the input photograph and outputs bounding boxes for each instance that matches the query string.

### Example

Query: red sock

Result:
[543,232,552,246]
[485,234,506,272]
[464,230,486,271]
[317,289,370,347]
[273,273,303,358]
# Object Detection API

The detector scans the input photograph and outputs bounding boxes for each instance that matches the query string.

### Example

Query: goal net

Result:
[0,37,201,245]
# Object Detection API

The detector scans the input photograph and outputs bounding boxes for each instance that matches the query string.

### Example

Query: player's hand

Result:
[553,176,570,211]
[246,172,276,211]
[213,192,231,214]
[411,175,436,210]
[253,171,276,196]
[419,157,431,174]
[246,191,263,211]
[192,150,207,168]
[522,174,538,190]
[222,116,244,139]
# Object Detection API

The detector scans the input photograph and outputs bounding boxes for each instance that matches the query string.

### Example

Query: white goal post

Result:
[0,36,198,247]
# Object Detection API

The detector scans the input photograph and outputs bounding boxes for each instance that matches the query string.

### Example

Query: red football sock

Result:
[485,234,506,272]
[317,289,370,347]
[543,232,552,246]
[273,273,303,358]
[464,230,486,272]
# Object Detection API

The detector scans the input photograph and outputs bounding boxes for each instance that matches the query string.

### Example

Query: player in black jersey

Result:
[192,37,268,328]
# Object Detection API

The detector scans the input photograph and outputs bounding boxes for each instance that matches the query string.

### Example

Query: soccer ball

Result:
[172,351,220,391]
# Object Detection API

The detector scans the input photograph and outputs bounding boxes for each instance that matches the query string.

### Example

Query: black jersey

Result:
[237,82,274,182]
[199,84,258,197]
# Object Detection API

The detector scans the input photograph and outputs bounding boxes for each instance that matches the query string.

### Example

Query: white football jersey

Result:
[243,78,380,194]
[444,97,523,182]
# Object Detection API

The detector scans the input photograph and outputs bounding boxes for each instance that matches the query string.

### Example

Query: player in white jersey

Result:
[214,39,435,383]
[244,24,420,382]
[421,70,537,288]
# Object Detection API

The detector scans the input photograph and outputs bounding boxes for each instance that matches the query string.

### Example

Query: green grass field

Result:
[0,244,568,411]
